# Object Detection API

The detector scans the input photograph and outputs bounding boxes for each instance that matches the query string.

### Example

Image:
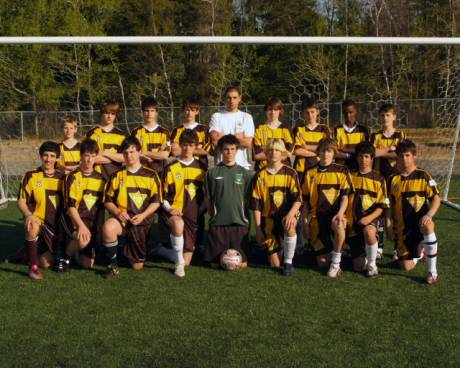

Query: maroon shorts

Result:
[61,213,103,259]
[160,209,199,253]
[37,222,59,255]
[205,225,248,264]
[115,217,154,263]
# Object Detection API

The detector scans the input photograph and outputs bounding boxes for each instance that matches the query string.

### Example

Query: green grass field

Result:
[0,204,459,368]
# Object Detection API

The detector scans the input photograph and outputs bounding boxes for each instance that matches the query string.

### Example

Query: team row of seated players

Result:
[18,131,440,284]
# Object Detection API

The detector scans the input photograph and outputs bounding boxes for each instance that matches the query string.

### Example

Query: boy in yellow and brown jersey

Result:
[170,98,211,170]
[253,97,294,171]
[86,99,126,180]
[388,140,441,284]
[346,142,389,277]
[102,136,162,278]
[302,138,353,278]
[250,139,302,276]
[131,96,170,178]
[371,104,406,179]
[371,103,406,259]
[334,99,369,171]
[18,141,65,280]
[293,98,331,176]
[57,139,106,272]
[157,130,206,277]
[58,117,80,174]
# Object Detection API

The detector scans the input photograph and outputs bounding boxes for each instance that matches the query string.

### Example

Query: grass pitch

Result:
[0,204,459,368]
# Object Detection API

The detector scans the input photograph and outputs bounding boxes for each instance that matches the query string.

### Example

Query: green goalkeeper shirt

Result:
[205,162,253,227]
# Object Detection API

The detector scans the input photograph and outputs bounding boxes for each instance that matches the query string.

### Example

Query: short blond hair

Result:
[264,138,288,158]
[63,116,78,128]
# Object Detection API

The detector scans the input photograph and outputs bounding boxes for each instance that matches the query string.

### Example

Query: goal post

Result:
[0,36,459,210]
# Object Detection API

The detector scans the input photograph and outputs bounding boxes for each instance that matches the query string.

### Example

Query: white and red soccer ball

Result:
[220,249,242,271]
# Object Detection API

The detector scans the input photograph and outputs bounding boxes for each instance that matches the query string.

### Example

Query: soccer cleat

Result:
[102,264,120,279]
[56,258,70,273]
[327,263,342,278]
[426,272,439,285]
[366,264,379,277]
[392,250,399,260]
[28,264,44,280]
[376,248,384,261]
[282,262,294,276]
[174,263,185,277]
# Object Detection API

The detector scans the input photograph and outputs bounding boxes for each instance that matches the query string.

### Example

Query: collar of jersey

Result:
[177,157,195,166]
[342,123,358,133]
[100,125,115,133]
[143,124,159,132]
[183,122,198,130]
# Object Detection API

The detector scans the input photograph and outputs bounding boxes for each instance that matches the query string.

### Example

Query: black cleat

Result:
[282,262,294,276]
[56,258,70,273]
[102,264,120,279]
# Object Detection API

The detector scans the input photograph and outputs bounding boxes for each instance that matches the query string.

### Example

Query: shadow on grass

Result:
[0,265,28,277]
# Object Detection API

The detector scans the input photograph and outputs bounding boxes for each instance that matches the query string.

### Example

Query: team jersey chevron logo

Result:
[48,194,58,209]
[406,194,426,212]
[272,190,284,208]
[322,188,339,205]
[83,193,98,211]
[186,183,196,200]
[360,194,374,211]
[129,191,147,209]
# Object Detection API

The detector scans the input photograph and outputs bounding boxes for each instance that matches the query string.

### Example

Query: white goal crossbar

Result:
[1,36,460,45]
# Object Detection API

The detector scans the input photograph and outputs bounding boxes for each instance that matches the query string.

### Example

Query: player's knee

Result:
[102,220,119,241]
[363,226,377,244]
[169,217,184,234]
[420,221,434,235]
[131,262,144,271]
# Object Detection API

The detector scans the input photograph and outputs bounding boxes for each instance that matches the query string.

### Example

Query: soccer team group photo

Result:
[13,86,440,285]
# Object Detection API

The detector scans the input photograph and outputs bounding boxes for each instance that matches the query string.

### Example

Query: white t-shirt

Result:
[209,110,255,170]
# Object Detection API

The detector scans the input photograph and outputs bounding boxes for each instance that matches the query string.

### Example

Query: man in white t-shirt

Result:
[209,86,255,170]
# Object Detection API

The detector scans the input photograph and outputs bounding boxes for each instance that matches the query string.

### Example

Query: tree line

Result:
[0,0,458,117]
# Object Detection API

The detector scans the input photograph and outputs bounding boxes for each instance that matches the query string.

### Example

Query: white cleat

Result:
[376,248,384,261]
[366,264,379,277]
[174,263,185,277]
[327,263,342,278]
[392,250,399,260]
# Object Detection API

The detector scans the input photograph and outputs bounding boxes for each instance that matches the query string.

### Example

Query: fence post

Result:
[20,111,24,141]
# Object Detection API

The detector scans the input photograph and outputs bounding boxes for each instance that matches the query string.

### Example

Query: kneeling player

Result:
[58,139,105,271]
[302,138,353,278]
[102,136,162,278]
[159,130,206,277]
[346,142,388,277]
[250,139,302,275]
[18,141,64,280]
[388,140,440,284]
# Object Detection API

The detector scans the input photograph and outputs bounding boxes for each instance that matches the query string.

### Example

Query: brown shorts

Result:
[117,217,154,263]
[206,225,248,264]
[61,213,103,259]
[37,222,58,255]
[309,215,334,256]
[160,209,198,253]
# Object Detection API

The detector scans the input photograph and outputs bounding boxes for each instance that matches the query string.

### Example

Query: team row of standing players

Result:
[17,86,440,283]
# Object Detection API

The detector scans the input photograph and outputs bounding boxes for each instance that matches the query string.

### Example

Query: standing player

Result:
[18,141,65,280]
[302,138,353,278]
[371,103,406,260]
[102,136,162,278]
[346,142,389,277]
[58,117,80,174]
[388,140,440,284]
[334,99,370,171]
[293,98,331,177]
[253,97,294,171]
[250,139,302,275]
[131,96,170,178]
[209,86,255,170]
[159,130,206,277]
[57,139,106,271]
[204,135,253,268]
[170,98,211,169]
[86,99,126,180]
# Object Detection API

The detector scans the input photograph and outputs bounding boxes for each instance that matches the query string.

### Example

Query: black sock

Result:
[104,241,118,267]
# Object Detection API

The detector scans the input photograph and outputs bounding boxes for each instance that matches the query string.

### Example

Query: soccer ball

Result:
[220,249,242,271]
